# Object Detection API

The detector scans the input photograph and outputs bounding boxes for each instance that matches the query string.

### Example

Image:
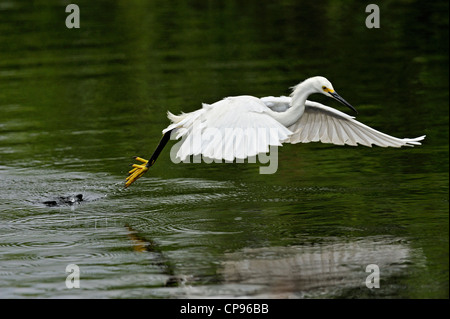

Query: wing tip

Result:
[403,135,426,147]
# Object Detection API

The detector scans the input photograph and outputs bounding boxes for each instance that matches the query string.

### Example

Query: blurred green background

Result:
[0,0,448,298]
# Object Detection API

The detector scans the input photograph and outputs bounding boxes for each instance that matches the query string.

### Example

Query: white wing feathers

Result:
[285,100,425,147]
[261,96,425,147]
[164,95,425,162]
[164,96,292,161]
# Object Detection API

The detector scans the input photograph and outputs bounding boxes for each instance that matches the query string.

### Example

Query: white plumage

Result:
[164,96,292,162]
[263,97,424,147]
[163,76,425,162]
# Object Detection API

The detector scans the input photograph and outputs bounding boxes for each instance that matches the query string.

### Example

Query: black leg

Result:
[145,129,173,168]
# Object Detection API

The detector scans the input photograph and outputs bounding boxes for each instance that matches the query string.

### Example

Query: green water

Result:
[0,0,448,298]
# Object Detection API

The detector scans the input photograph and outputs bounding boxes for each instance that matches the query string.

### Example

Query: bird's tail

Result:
[167,111,187,124]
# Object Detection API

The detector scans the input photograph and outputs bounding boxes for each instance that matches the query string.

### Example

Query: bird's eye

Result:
[322,86,327,91]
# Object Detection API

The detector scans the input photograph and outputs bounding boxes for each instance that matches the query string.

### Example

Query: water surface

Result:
[0,0,448,298]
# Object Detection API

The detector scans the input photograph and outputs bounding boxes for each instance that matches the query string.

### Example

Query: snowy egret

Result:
[125,76,425,187]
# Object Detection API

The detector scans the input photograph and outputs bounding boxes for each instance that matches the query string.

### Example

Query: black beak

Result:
[330,92,358,114]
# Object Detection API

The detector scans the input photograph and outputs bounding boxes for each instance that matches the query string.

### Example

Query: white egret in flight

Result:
[125,76,425,187]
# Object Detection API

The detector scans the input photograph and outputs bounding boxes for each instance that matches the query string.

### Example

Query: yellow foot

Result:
[125,157,149,188]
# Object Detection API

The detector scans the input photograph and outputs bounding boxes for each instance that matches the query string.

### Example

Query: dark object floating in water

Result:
[43,194,83,207]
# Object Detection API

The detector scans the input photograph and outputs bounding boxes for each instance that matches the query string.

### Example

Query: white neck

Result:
[268,80,315,127]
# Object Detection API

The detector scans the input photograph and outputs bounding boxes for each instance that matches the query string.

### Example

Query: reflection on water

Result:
[0,165,432,298]
[134,235,424,299]
[219,237,423,298]
[0,166,235,298]
[125,224,188,288]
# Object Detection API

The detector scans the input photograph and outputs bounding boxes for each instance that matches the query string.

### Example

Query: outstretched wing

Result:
[260,96,425,147]
[164,96,293,161]
[284,100,425,147]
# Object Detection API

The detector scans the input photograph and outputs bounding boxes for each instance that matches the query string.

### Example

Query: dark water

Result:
[0,0,448,298]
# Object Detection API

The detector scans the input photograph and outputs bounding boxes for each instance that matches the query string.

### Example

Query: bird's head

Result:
[307,76,358,114]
